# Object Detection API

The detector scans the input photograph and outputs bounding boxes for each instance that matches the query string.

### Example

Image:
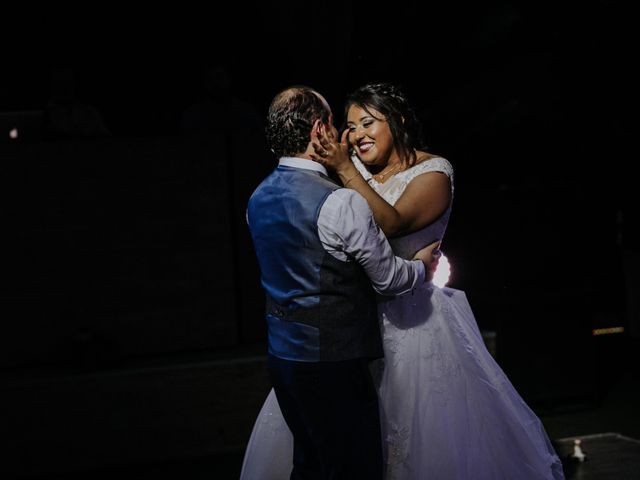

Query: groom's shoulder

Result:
[326,187,372,216]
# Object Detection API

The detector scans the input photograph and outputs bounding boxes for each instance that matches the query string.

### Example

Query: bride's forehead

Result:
[347,105,386,123]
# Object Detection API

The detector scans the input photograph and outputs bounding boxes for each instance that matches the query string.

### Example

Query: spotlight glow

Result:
[433,253,450,288]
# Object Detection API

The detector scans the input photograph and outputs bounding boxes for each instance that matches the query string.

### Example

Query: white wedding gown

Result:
[240,157,565,480]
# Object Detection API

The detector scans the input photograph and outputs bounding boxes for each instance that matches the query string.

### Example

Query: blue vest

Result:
[247,165,382,362]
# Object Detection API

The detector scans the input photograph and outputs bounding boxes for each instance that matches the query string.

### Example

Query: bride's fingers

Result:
[321,123,338,144]
[340,128,349,145]
[313,119,322,137]
[318,129,333,151]
[327,123,339,142]
[318,124,330,144]
[311,141,326,154]
[312,122,326,146]
[312,142,332,161]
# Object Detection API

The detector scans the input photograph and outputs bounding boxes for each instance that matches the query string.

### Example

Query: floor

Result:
[22,345,640,480]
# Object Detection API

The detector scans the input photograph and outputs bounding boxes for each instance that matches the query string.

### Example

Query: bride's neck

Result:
[367,151,405,175]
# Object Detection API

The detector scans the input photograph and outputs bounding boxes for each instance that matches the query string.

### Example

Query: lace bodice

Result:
[352,155,454,259]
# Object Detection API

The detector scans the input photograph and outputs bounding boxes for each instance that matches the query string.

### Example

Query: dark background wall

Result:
[1,1,637,477]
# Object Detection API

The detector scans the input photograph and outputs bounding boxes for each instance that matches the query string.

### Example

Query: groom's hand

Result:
[413,241,441,283]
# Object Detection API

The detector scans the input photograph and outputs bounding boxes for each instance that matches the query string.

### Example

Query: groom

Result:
[247,85,439,479]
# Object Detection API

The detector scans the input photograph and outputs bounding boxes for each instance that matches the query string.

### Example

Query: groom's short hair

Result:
[266,85,328,158]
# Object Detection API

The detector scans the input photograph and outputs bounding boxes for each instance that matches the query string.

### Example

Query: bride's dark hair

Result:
[344,82,426,167]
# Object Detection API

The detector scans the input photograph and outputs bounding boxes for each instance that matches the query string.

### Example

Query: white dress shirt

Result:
[279,157,425,295]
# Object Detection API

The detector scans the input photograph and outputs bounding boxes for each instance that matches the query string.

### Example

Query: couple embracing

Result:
[242,83,564,480]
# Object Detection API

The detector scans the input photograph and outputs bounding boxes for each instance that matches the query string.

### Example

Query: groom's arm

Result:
[318,189,427,295]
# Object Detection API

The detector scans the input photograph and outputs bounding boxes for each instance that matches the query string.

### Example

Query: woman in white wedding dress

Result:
[240,83,564,480]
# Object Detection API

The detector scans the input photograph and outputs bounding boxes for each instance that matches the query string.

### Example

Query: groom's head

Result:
[266,85,332,159]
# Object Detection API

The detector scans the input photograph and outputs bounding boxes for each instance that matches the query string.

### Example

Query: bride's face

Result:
[346,104,396,168]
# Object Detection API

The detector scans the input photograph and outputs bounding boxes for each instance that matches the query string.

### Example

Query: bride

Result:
[240,83,565,480]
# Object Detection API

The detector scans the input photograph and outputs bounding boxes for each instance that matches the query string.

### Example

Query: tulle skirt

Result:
[240,285,565,479]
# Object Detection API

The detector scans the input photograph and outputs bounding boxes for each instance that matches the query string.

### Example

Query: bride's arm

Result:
[349,169,450,238]
[311,128,450,237]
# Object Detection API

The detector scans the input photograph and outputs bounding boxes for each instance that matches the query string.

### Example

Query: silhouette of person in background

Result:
[43,66,111,140]
[180,63,262,136]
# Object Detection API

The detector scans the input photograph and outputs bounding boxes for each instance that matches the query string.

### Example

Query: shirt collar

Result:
[279,157,328,176]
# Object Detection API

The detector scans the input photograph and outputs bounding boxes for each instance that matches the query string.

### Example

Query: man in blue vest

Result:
[247,86,440,479]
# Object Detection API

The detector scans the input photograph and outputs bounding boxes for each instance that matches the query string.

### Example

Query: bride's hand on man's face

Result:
[310,122,352,173]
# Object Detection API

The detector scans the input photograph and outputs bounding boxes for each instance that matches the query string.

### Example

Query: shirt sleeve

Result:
[318,189,425,295]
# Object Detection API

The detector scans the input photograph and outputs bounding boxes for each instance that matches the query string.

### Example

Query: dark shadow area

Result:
[42,66,111,141]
